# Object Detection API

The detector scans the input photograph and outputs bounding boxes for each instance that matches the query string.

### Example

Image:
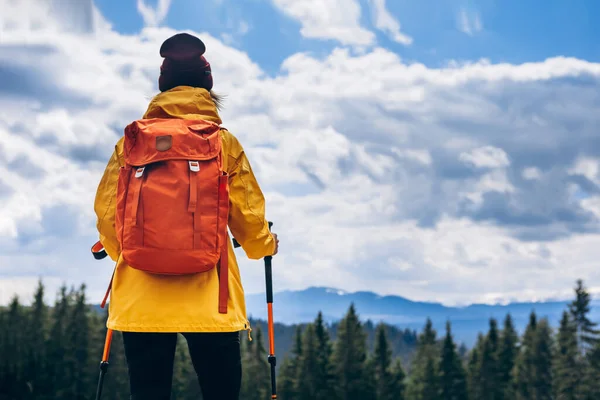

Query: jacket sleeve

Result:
[225,132,276,260]
[93,139,124,262]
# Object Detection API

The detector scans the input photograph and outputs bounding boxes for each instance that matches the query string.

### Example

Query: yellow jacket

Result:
[93,86,276,333]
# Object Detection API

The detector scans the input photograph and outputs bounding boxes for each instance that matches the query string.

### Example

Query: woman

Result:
[93,32,279,400]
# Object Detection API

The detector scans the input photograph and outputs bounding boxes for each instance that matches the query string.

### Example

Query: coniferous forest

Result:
[1,279,600,399]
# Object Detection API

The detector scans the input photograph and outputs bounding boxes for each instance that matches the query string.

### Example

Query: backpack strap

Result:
[218,244,228,314]
[130,167,145,225]
[101,266,116,309]
[188,161,199,213]
[217,159,230,314]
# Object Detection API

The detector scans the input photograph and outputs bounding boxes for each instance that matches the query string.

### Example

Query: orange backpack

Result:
[113,118,231,313]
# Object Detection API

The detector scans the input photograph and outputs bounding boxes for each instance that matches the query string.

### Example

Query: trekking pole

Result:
[232,221,277,399]
[91,240,112,400]
[95,328,113,400]
[264,221,277,399]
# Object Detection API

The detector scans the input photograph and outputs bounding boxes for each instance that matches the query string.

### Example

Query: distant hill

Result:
[245,286,600,347]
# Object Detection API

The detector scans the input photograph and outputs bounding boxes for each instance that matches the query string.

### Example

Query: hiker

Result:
[93,32,279,400]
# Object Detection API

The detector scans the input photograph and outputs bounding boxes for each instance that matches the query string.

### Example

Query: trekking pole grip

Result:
[265,221,274,304]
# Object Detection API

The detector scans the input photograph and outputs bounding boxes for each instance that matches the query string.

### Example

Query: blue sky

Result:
[1,0,600,307]
[96,0,600,72]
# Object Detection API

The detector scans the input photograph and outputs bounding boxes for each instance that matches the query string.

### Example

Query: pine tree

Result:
[2,295,27,398]
[331,304,374,400]
[279,326,303,400]
[372,323,402,400]
[406,318,440,400]
[422,354,440,400]
[296,323,319,399]
[513,311,537,400]
[47,285,72,399]
[64,284,91,399]
[532,318,553,400]
[553,311,579,400]
[496,314,518,400]
[22,279,49,398]
[584,342,600,399]
[240,326,270,400]
[479,318,500,400]
[363,354,377,400]
[313,312,335,400]
[391,357,406,400]
[91,308,130,400]
[467,335,483,400]
[569,279,600,354]
[0,305,6,395]
[439,321,468,400]
[278,356,296,400]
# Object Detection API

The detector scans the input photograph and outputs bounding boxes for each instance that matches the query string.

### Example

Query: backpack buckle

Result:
[135,167,145,178]
[189,161,200,172]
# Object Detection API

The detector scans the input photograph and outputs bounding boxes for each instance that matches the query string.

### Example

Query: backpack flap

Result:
[123,118,222,166]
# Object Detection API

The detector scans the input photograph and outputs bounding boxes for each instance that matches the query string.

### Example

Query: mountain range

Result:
[244,286,600,347]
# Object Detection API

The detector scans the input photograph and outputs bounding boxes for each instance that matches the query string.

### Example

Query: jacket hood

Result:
[143,86,222,125]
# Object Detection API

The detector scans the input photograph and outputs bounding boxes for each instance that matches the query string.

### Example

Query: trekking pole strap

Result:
[91,241,108,260]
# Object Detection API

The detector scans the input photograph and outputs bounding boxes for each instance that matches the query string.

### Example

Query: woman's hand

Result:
[272,233,279,255]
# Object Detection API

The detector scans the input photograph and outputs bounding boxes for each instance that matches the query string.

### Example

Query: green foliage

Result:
[584,342,600,399]
[406,318,440,400]
[532,318,554,400]
[1,278,600,400]
[240,326,271,400]
[278,326,303,400]
[296,324,320,399]
[391,357,407,400]
[372,323,404,400]
[569,279,600,354]
[479,318,500,400]
[513,312,538,400]
[2,295,26,397]
[553,311,580,400]
[305,312,336,400]
[331,303,375,400]
[467,336,482,400]
[439,321,468,400]
[497,314,518,400]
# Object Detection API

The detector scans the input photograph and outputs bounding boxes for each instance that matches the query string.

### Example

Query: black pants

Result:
[122,331,241,400]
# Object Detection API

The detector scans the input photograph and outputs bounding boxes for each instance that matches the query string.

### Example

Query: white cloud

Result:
[368,0,413,45]
[458,8,483,36]
[569,156,600,184]
[523,167,542,180]
[459,146,510,169]
[0,0,102,34]
[221,16,251,45]
[270,0,375,46]
[137,0,172,27]
[2,2,600,308]
[393,148,433,165]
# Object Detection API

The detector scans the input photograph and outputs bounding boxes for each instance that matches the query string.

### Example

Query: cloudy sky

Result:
[1,0,600,307]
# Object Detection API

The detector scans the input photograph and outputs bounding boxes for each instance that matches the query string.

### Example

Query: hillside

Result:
[245,286,600,346]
